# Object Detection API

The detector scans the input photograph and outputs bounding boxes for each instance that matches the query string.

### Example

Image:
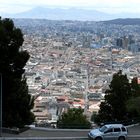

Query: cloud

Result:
[0,0,140,13]
[0,0,139,6]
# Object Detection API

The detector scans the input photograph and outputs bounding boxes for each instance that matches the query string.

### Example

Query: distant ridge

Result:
[5,7,110,21]
[103,18,140,25]
[2,7,140,21]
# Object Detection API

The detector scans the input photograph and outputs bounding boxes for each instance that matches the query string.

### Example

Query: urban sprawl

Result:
[14,19,140,127]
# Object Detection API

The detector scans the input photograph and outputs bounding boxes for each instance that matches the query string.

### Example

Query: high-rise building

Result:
[116,38,123,47]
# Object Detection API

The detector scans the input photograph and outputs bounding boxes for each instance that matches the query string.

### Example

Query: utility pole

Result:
[0,73,2,137]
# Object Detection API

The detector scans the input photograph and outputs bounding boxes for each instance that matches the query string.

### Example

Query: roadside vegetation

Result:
[92,70,140,125]
[57,108,91,129]
[0,17,34,128]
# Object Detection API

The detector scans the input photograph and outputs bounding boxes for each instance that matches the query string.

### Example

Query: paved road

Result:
[1,125,140,140]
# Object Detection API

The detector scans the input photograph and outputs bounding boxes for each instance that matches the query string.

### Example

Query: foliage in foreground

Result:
[57,108,91,129]
[0,17,34,128]
[93,71,140,125]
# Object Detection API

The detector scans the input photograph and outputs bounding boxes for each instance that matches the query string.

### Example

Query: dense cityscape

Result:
[1,0,140,139]
[12,18,140,127]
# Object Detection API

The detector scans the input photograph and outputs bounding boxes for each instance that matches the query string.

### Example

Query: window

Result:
[121,127,126,132]
[114,128,121,132]
[104,128,113,133]
[99,126,107,132]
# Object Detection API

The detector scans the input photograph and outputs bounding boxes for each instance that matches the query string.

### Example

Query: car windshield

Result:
[99,126,108,132]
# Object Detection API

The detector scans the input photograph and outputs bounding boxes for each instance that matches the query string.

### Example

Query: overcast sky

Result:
[0,0,140,14]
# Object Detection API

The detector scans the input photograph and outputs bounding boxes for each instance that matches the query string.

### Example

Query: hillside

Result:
[103,18,140,25]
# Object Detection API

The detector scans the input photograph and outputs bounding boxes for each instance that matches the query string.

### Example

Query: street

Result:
[1,125,140,140]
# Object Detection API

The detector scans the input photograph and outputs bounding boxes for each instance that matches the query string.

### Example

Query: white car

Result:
[88,124,128,140]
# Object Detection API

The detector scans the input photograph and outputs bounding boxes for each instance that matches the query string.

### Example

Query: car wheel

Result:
[95,137,102,140]
[118,136,125,140]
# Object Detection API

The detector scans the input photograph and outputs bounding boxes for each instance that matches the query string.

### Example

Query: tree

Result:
[57,108,91,129]
[126,78,140,117]
[126,96,140,116]
[0,17,34,128]
[95,71,132,124]
[92,102,113,125]
[130,77,140,97]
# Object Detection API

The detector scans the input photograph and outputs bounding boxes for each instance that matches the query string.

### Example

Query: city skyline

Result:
[0,0,140,14]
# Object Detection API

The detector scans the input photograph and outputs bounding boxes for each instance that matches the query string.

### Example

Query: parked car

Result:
[88,124,128,140]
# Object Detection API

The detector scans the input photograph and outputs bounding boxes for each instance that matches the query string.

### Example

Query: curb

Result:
[0,137,87,140]
[30,127,90,132]
[126,123,139,128]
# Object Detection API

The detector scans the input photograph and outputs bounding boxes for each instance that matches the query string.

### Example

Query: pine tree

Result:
[94,71,131,124]
[126,77,140,117]
[0,17,34,128]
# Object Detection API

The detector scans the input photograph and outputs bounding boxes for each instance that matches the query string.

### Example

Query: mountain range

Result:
[1,7,140,21]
